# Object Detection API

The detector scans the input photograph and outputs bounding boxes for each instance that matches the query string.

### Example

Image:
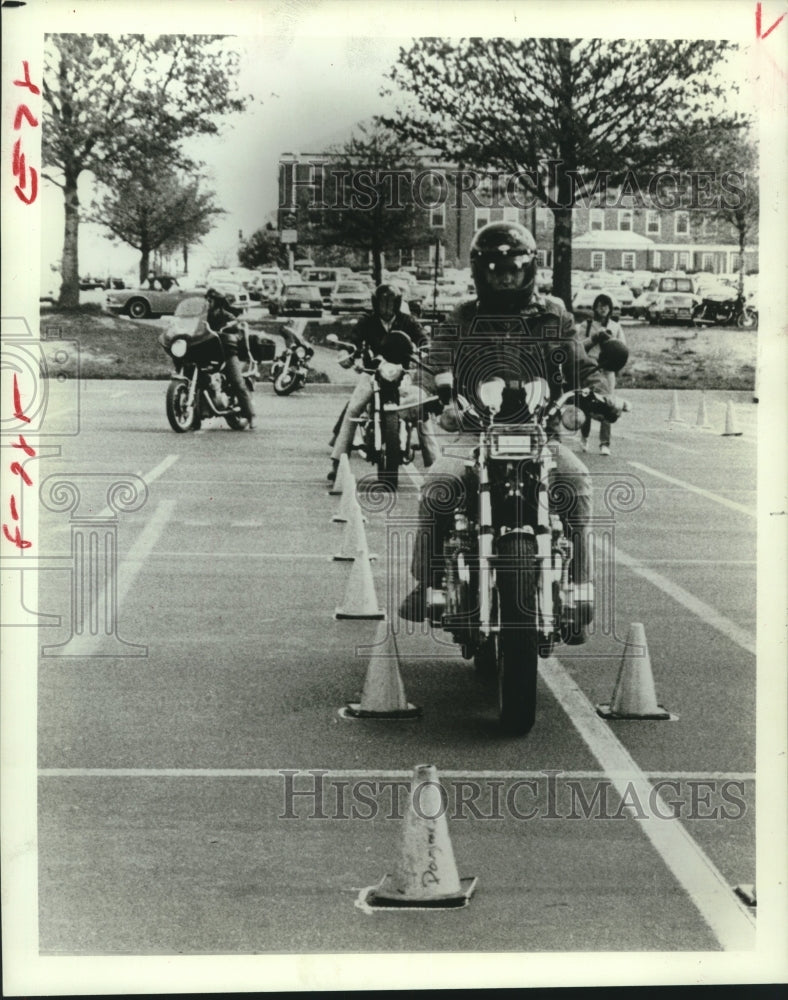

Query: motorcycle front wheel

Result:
[273,366,300,395]
[737,308,758,329]
[495,531,539,735]
[377,411,401,490]
[166,380,197,433]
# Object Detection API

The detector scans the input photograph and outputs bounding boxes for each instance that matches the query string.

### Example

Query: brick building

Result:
[278,156,758,276]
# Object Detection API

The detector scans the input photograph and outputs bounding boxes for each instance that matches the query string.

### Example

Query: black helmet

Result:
[205,286,219,300]
[598,338,629,373]
[470,221,537,312]
[592,293,615,313]
[372,283,402,318]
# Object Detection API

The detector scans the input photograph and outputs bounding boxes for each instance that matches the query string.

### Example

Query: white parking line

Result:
[538,656,756,950]
[98,454,179,518]
[629,461,757,518]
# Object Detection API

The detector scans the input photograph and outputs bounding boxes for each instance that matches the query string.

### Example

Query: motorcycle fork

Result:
[185,368,200,413]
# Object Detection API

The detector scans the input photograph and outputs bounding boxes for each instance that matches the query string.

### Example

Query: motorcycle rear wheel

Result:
[225,410,251,430]
[495,532,539,735]
[377,411,401,490]
[737,309,758,329]
[166,381,197,433]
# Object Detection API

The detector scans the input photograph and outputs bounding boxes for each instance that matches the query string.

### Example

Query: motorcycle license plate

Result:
[490,428,537,458]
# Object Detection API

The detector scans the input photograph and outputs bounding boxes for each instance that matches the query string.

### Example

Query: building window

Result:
[621,252,636,270]
[591,252,605,271]
[702,253,715,272]
[652,250,662,269]
[618,209,633,232]
[675,250,689,270]
[501,206,520,223]
[646,211,661,235]
[589,208,604,231]
[430,203,446,228]
[475,207,491,229]
[675,212,690,236]
[399,248,413,267]
[730,253,742,272]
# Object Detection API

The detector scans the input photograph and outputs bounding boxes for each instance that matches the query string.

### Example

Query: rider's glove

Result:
[598,395,624,423]
[337,351,356,370]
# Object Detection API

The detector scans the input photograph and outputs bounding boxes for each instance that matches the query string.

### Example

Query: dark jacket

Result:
[429,293,611,422]
[350,311,428,367]
[206,296,242,333]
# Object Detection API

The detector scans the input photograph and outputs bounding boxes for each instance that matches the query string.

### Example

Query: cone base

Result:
[332,552,378,562]
[733,884,756,907]
[364,875,477,909]
[341,702,421,720]
[721,432,743,437]
[334,609,385,620]
[596,703,677,721]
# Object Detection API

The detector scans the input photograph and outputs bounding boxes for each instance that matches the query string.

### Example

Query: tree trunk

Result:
[182,243,189,275]
[139,249,151,285]
[552,205,573,310]
[372,245,383,286]
[60,171,81,308]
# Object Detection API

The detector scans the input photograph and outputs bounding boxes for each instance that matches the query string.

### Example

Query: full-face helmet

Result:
[470,221,538,313]
[372,283,403,321]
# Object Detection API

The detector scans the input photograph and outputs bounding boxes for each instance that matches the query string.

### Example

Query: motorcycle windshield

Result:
[159,298,213,349]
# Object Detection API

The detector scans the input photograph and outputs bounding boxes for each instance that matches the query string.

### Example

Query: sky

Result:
[38,18,759,287]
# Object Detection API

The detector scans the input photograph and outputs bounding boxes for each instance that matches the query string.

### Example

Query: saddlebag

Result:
[249,333,277,362]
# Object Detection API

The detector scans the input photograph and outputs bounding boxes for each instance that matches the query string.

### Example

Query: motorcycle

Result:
[159,310,274,432]
[692,292,758,329]
[271,321,315,395]
[326,330,438,490]
[426,379,628,736]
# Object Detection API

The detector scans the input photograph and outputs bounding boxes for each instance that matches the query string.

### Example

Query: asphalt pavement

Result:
[31,379,760,962]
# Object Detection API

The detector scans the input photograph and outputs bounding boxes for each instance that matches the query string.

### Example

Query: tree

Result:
[42,34,247,306]
[382,39,748,306]
[238,225,290,270]
[92,167,224,282]
[292,122,435,284]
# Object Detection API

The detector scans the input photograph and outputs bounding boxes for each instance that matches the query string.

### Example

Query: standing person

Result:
[397,221,623,643]
[327,283,437,483]
[204,287,256,428]
[578,293,628,456]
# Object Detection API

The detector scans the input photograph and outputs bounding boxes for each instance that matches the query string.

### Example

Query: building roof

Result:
[573,230,655,250]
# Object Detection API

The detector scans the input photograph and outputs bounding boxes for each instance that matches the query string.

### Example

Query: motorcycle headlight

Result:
[170,338,188,358]
[295,346,306,359]
[378,361,403,382]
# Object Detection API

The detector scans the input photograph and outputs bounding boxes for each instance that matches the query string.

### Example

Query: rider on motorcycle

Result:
[327,283,438,482]
[205,287,255,428]
[398,221,624,643]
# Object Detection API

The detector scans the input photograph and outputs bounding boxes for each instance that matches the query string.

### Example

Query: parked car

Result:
[536,268,553,293]
[269,282,323,317]
[254,268,284,304]
[301,267,353,307]
[639,276,698,325]
[330,280,372,314]
[418,282,467,321]
[106,276,247,319]
[572,277,635,321]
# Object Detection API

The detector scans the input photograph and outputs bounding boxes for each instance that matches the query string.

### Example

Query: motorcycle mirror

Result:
[560,405,584,431]
[325,333,338,344]
[478,377,506,413]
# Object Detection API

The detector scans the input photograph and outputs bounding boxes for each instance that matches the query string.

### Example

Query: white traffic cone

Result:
[334,495,376,561]
[332,472,359,523]
[342,620,421,719]
[329,453,351,496]
[363,763,477,908]
[597,623,676,720]
[694,392,712,431]
[721,401,742,436]
[334,534,385,620]
[666,390,685,424]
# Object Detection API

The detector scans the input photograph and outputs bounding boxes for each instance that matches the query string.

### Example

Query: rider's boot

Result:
[327,458,339,484]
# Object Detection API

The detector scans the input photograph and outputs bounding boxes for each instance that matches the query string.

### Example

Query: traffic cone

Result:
[343,619,421,718]
[666,390,685,424]
[329,453,351,496]
[721,401,742,436]
[332,472,359,523]
[596,623,676,720]
[334,534,385,620]
[693,392,712,431]
[334,496,376,561]
[362,763,477,908]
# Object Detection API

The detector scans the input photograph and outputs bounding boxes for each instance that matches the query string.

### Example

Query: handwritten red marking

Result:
[10,496,19,520]
[3,524,32,549]
[13,104,38,129]
[10,463,33,487]
[756,2,786,38]
[15,171,38,204]
[12,435,35,456]
[13,375,31,422]
[14,61,40,95]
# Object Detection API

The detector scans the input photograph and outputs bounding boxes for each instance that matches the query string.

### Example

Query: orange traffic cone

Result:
[693,392,712,431]
[721,401,742,436]
[332,472,359,523]
[334,534,385,620]
[666,390,685,424]
[361,763,477,908]
[329,453,351,496]
[596,623,676,720]
[342,620,421,718]
[334,496,376,561]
